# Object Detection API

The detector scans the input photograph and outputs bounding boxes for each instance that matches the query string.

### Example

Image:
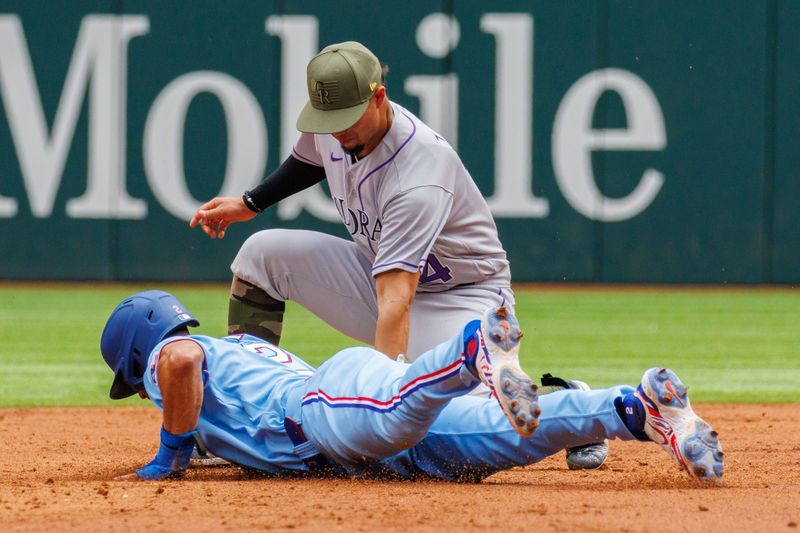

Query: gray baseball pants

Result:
[231,229,515,360]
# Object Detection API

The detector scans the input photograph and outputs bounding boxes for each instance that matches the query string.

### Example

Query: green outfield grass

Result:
[0,284,797,407]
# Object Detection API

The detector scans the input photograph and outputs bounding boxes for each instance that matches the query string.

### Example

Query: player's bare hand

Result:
[189,196,258,239]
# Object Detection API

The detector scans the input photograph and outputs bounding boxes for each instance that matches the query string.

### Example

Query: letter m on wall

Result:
[0,15,148,218]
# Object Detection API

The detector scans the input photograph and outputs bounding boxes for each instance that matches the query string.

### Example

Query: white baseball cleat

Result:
[636,367,724,483]
[476,307,540,438]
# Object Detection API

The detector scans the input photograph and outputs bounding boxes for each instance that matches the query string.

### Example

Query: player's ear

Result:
[373,85,387,105]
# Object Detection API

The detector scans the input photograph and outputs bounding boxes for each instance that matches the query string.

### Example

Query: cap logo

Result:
[314,80,332,105]
[369,82,377,92]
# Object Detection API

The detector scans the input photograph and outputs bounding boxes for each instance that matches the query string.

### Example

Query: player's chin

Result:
[337,140,363,154]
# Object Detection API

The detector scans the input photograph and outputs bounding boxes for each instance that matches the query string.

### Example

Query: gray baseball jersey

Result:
[232,102,514,359]
[292,102,510,292]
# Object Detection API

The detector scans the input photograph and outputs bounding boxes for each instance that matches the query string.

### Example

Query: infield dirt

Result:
[1,404,798,532]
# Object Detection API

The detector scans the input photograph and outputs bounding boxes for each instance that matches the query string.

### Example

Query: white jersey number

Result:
[232,337,314,377]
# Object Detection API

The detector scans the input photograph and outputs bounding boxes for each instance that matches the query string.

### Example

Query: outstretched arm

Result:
[189,155,326,238]
[189,196,257,239]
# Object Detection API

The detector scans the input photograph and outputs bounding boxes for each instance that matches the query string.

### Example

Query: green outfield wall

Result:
[0,1,797,283]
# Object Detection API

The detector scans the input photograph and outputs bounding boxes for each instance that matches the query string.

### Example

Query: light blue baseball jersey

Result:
[143,333,314,475]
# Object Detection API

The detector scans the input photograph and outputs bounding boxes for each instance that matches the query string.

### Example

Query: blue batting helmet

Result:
[101,290,199,399]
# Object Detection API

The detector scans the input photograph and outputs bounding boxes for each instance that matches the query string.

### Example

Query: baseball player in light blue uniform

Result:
[102,290,724,484]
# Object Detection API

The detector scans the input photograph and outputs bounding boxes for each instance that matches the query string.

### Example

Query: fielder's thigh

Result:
[231,229,378,344]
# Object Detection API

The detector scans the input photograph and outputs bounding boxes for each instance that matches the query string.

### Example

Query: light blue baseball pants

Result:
[298,322,637,481]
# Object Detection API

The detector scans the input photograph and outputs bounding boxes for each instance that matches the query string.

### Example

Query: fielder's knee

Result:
[228,277,285,344]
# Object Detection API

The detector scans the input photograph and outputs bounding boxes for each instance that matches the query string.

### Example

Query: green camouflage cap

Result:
[296,41,382,134]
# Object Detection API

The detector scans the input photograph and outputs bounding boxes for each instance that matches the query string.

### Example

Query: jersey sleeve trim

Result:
[292,147,323,167]
[371,259,421,273]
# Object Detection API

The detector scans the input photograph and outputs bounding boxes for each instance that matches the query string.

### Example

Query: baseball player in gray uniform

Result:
[190,41,607,469]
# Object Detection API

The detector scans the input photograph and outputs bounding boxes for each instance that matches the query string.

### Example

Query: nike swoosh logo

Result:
[330,153,343,161]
